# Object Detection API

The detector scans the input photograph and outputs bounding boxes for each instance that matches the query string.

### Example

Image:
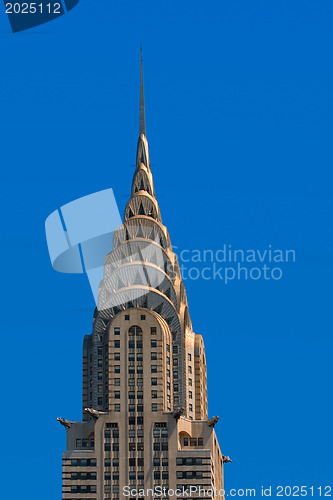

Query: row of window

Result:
[104,444,120,451]
[128,458,144,466]
[153,471,169,480]
[112,322,158,332]
[71,472,96,480]
[104,473,120,480]
[104,431,119,438]
[177,471,205,479]
[113,339,158,348]
[176,457,203,466]
[183,437,204,447]
[71,486,96,493]
[153,443,168,451]
[129,443,144,451]
[70,458,96,467]
[75,439,94,448]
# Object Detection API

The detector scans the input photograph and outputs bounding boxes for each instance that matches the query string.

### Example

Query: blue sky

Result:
[0,1,332,498]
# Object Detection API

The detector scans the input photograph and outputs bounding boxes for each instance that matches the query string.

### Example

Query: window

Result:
[97,359,103,367]
[129,391,135,399]
[183,438,189,446]
[114,340,120,348]
[137,367,143,374]
[166,369,170,378]
[129,325,142,336]
[151,365,157,373]
[189,391,192,399]
[198,437,204,446]
[115,378,120,386]
[98,397,102,405]
[128,354,135,361]
[129,458,136,466]
[140,314,146,320]
[115,365,120,373]
[161,443,168,450]
[128,378,135,386]
[173,345,178,354]
[151,327,157,334]
[188,353,192,361]
[151,352,157,360]
[115,404,120,412]
[162,472,169,480]
[98,347,103,355]
[174,383,179,392]
[188,365,192,374]
[154,471,161,480]
[137,354,143,361]
[137,341,143,348]
[114,391,120,399]
[137,416,144,424]
[137,404,143,412]
[166,344,170,352]
[162,458,168,466]
[128,340,135,349]
[137,429,144,437]
[190,438,197,446]
[137,391,143,399]
[151,378,157,386]
[189,404,193,412]
[188,378,192,386]
[151,340,157,348]
[129,417,135,425]
[167,382,171,390]
[172,357,178,366]
[167,356,170,365]
[129,443,136,451]
[151,390,157,398]
[115,353,120,361]
[125,315,130,320]
[71,459,78,466]
[153,458,160,466]
[152,403,158,412]
[137,443,144,451]
[173,371,178,379]
[114,327,120,335]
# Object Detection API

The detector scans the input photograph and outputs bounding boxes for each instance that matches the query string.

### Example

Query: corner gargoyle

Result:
[57,418,72,429]
[84,407,107,419]
[208,416,219,427]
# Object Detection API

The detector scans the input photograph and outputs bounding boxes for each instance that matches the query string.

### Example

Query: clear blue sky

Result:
[0,1,332,498]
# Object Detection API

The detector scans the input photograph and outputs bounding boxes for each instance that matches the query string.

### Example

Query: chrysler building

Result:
[59,52,229,500]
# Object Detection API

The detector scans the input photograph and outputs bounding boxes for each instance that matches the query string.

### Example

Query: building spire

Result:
[139,44,146,136]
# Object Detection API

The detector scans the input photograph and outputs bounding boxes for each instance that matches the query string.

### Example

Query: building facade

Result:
[59,55,230,500]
